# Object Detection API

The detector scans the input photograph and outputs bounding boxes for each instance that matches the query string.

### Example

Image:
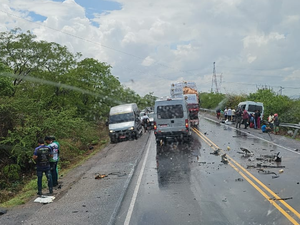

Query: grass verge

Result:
[0,138,109,208]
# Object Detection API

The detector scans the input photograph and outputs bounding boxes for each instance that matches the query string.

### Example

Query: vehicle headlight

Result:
[109,130,114,133]
[129,127,134,130]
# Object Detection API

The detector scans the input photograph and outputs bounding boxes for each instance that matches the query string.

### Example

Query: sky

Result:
[1,0,300,98]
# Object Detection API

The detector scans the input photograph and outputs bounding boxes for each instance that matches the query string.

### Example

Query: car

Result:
[148,112,155,130]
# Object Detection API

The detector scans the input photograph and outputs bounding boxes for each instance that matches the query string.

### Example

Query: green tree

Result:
[199,92,226,109]
[248,89,293,121]
[0,63,14,96]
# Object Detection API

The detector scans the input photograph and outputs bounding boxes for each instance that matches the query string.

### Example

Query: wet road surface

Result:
[116,114,300,225]
[1,114,299,225]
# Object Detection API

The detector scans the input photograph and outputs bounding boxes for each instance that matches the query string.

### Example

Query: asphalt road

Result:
[1,113,300,225]
[115,113,300,225]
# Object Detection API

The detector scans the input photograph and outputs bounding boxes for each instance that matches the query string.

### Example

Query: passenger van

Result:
[108,103,143,143]
[154,97,191,144]
[237,101,264,119]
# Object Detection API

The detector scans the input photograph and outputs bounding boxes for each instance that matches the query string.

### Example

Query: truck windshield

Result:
[157,104,184,119]
[109,113,135,124]
[187,104,199,110]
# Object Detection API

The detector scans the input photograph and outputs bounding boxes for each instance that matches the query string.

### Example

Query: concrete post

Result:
[292,122,300,139]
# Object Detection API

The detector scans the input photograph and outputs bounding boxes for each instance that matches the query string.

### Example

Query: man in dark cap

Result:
[33,138,53,195]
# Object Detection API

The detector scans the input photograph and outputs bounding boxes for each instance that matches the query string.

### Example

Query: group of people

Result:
[216,107,235,121]
[265,113,280,134]
[32,136,60,195]
[216,106,281,135]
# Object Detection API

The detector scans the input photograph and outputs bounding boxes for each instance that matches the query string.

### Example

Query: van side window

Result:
[157,104,184,119]
[248,105,262,112]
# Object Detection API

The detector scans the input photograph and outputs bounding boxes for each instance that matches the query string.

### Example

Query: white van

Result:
[237,101,264,119]
[108,103,143,143]
[154,97,192,144]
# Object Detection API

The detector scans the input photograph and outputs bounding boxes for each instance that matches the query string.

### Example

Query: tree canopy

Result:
[0,28,157,200]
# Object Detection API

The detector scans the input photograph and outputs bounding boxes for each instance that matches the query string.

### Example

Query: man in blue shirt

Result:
[33,139,53,195]
[261,124,272,133]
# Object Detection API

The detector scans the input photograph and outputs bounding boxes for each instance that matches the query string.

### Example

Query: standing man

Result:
[224,107,228,121]
[254,110,261,129]
[273,113,280,135]
[268,113,274,130]
[216,109,221,120]
[227,107,232,121]
[235,107,243,128]
[45,136,59,187]
[51,136,60,186]
[33,138,53,195]
[141,113,150,133]
[242,109,249,129]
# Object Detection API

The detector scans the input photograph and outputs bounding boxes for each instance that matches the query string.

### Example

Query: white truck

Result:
[170,81,200,127]
[108,103,143,143]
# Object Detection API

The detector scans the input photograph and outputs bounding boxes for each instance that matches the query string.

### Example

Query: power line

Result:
[1,9,146,60]
[1,9,191,77]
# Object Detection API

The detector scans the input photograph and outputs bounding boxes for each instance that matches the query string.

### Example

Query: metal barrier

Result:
[279,123,300,139]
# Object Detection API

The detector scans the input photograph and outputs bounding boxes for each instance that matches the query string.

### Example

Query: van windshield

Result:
[157,104,184,119]
[109,113,134,124]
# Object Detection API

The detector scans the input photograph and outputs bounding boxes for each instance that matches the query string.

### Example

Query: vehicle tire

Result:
[110,138,118,144]
[135,131,139,140]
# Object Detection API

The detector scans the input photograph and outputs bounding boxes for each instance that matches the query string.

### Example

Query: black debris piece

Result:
[235,178,244,182]
[210,149,220,155]
[0,208,8,215]
[274,152,282,162]
[240,147,251,154]
[269,197,293,201]
[221,154,228,164]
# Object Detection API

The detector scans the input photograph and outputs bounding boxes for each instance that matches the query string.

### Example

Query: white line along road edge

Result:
[124,137,152,225]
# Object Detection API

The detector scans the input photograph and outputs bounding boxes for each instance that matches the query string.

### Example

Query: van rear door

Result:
[156,104,185,130]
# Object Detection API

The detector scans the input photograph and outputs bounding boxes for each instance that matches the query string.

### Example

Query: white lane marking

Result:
[124,137,152,225]
[203,116,300,155]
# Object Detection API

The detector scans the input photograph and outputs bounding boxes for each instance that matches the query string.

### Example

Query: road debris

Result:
[0,208,7,215]
[274,152,282,162]
[34,195,55,204]
[227,146,231,151]
[257,169,279,179]
[279,169,284,174]
[210,149,220,155]
[108,172,127,177]
[95,174,108,179]
[235,178,244,182]
[221,154,229,164]
[247,164,285,169]
[269,197,293,201]
[240,147,251,155]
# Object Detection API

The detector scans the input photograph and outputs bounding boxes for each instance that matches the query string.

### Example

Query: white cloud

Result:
[247,55,257,63]
[1,0,300,98]
[243,32,285,48]
[142,56,154,66]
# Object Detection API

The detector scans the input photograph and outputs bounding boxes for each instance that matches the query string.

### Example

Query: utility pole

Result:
[211,62,214,93]
[219,73,223,93]
[211,62,218,93]
[278,86,284,95]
